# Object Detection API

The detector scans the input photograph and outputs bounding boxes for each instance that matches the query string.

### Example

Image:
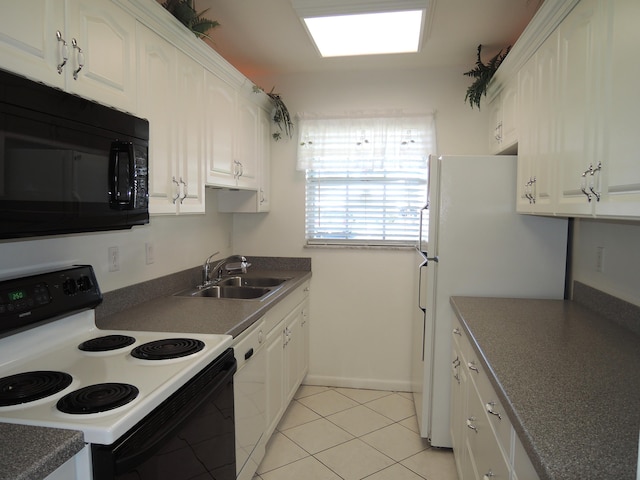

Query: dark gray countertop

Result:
[0,424,84,480]
[450,296,640,480]
[95,269,312,337]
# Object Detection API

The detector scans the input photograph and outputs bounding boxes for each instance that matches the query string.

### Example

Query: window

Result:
[298,114,436,246]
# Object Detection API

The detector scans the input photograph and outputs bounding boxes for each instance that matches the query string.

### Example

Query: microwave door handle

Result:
[109,141,133,208]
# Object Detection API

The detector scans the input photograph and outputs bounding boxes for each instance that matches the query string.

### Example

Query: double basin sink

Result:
[175,275,290,300]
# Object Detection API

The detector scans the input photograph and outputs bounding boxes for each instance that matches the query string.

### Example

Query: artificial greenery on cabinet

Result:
[162,0,220,40]
[463,44,511,109]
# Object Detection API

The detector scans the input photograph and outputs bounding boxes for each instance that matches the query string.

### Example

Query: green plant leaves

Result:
[162,0,220,40]
[463,44,511,110]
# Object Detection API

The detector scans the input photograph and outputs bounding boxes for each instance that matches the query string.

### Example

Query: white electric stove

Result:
[0,266,236,480]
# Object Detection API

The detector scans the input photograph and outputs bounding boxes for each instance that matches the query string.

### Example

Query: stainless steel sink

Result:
[174,276,290,300]
[176,285,272,299]
[217,276,290,287]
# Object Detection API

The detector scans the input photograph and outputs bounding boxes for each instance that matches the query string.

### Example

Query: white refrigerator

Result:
[411,155,568,447]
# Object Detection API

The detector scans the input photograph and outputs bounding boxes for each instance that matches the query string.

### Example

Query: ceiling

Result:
[193,0,542,81]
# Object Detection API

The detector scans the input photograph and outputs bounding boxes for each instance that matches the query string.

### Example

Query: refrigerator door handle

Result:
[418,260,427,311]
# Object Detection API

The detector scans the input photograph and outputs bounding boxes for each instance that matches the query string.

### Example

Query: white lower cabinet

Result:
[237,281,310,480]
[450,314,539,480]
[265,288,310,437]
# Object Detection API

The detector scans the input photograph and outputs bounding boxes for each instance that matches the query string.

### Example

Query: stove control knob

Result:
[62,278,77,295]
[77,275,93,292]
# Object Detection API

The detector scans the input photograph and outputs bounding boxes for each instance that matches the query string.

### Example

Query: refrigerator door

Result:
[415,155,568,448]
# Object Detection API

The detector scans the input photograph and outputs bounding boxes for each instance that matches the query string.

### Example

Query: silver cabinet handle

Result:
[589,161,602,201]
[483,471,495,480]
[172,176,180,204]
[452,327,461,336]
[468,361,479,373]
[179,177,187,204]
[71,38,84,80]
[466,417,478,433]
[56,30,68,74]
[452,357,460,368]
[485,402,502,420]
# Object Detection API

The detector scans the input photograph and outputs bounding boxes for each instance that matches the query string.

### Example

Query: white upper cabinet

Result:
[0,0,136,113]
[555,0,601,216]
[514,0,640,220]
[136,22,205,214]
[204,72,238,188]
[205,75,263,191]
[596,0,640,217]
[488,81,518,154]
[516,30,559,214]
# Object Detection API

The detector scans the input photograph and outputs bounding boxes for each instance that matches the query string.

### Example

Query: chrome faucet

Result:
[202,251,220,287]
[202,253,251,287]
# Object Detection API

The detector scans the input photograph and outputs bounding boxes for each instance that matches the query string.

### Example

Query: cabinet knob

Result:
[467,361,479,373]
[483,470,495,480]
[452,328,461,336]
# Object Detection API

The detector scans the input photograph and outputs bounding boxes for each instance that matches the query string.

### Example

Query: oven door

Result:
[91,348,237,480]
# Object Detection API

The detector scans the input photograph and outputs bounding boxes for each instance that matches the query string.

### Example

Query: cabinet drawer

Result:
[263,281,310,333]
[466,382,510,480]
[474,365,513,457]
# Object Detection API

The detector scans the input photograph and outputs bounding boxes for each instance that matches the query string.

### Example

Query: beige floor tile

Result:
[365,392,416,422]
[277,400,321,431]
[398,414,420,434]
[401,448,459,480]
[257,432,309,474]
[282,417,354,454]
[397,391,414,400]
[297,389,359,416]
[361,423,429,462]
[260,456,343,480]
[335,387,393,404]
[327,404,393,437]
[315,438,395,480]
[363,462,427,480]
[294,384,330,399]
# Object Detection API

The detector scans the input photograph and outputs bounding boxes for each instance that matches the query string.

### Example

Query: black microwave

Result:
[0,69,149,240]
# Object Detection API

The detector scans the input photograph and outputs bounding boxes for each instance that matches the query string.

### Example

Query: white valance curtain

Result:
[296,112,436,171]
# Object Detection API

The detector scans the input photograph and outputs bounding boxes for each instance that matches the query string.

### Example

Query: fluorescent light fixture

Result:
[303,10,424,57]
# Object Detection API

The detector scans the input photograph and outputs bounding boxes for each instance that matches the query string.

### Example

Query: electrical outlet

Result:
[108,246,120,272]
[145,242,155,265]
[596,246,605,273]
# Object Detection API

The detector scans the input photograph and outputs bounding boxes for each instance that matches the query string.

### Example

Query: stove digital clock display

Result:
[8,290,26,302]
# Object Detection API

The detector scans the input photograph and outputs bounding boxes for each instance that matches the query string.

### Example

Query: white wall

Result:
[571,218,640,306]
[0,190,233,293]
[233,66,490,391]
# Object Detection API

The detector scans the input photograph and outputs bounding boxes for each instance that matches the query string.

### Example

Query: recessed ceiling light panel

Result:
[304,10,424,57]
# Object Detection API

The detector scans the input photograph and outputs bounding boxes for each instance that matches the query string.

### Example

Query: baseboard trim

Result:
[304,374,411,392]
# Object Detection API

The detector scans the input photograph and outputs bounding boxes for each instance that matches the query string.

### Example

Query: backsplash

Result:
[573,281,640,337]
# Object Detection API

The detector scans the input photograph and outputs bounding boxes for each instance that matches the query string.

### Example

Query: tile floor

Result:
[254,385,459,480]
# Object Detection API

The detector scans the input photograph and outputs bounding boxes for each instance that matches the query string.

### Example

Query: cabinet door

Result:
[136,23,178,214]
[500,83,518,149]
[235,96,260,190]
[204,72,238,188]
[516,56,537,213]
[265,323,285,437]
[258,111,272,211]
[555,0,601,216]
[67,0,137,112]
[174,54,205,213]
[596,0,640,218]
[0,0,64,88]
[532,30,560,214]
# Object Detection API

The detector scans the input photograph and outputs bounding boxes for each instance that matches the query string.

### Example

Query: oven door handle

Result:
[98,350,237,475]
